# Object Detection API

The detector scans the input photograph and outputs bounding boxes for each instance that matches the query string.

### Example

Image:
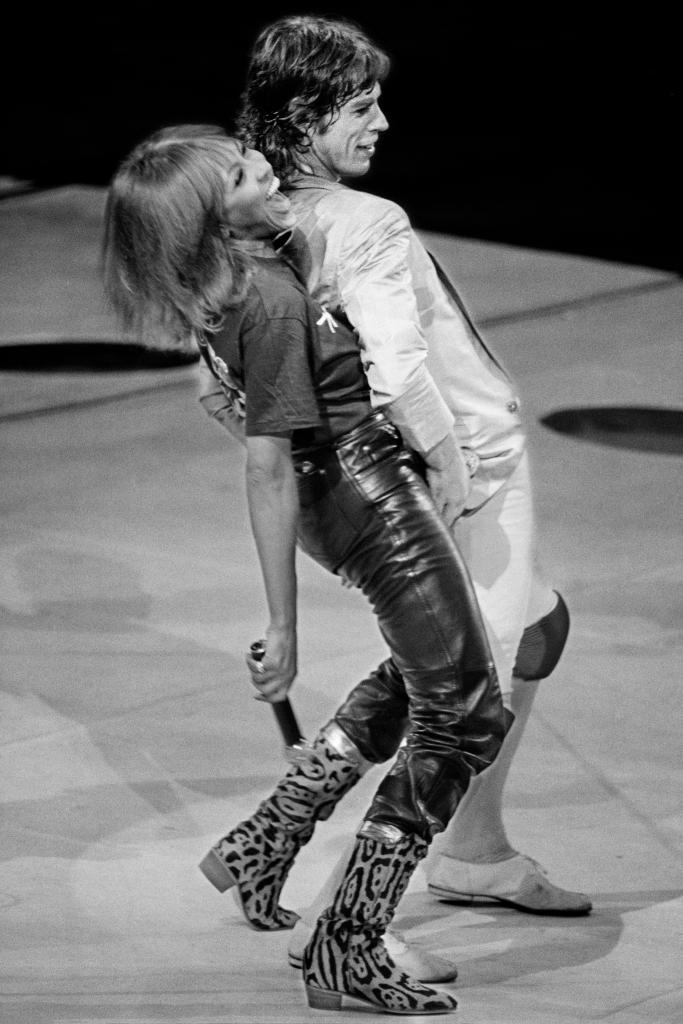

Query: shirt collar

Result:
[231,237,279,258]
[287,172,346,194]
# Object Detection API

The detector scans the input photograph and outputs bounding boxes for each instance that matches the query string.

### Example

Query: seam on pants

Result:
[343,460,459,673]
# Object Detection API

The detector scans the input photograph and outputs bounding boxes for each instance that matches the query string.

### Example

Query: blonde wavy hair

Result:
[102,124,254,349]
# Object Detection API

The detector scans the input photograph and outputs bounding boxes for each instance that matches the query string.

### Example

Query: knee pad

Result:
[513,591,570,680]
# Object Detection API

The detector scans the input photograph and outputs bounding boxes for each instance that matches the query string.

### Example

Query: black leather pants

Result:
[293,412,510,842]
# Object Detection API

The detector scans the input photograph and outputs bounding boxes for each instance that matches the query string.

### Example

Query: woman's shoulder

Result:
[210,262,307,355]
[244,259,308,325]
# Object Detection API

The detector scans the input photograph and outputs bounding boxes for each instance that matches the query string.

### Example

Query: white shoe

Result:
[288,918,458,983]
[428,852,592,915]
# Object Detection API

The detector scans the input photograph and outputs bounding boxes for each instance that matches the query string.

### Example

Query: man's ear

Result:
[294,156,315,175]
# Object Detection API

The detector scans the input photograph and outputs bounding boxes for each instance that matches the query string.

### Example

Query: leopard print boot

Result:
[199,721,368,930]
[303,824,457,1015]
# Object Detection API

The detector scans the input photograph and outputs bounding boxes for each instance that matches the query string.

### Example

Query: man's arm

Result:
[244,433,298,701]
[335,198,472,523]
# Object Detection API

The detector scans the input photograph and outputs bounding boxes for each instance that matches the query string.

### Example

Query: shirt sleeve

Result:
[335,198,454,453]
[241,314,322,437]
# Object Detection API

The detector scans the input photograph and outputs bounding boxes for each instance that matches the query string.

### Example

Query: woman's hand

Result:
[245,627,297,703]
[244,433,299,702]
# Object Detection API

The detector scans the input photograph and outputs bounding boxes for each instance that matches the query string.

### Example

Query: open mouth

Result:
[266,176,281,199]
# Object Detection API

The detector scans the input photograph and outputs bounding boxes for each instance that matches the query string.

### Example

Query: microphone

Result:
[249,640,307,758]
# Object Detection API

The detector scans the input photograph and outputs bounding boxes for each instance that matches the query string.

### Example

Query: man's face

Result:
[305,82,389,180]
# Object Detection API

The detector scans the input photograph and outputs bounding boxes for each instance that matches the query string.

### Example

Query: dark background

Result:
[4,6,680,272]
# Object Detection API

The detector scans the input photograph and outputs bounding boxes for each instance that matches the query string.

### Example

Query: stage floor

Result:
[1,188,682,1023]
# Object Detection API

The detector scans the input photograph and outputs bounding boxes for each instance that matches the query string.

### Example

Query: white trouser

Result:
[452,451,557,699]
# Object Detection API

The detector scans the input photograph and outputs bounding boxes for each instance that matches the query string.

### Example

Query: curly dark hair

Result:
[236,15,391,183]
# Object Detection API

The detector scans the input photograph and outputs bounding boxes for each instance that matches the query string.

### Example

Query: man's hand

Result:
[383,374,472,526]
[426,461,470,526]
[425,433,472,527]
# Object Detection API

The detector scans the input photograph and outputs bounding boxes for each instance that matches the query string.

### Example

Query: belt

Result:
[293,411,402,476]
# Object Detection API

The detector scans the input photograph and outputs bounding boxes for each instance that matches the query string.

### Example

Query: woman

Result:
[103,124,508,1016]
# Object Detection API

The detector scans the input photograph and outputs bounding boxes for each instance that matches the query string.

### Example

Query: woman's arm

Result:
[197,359,247,446]
[244,433,299,701]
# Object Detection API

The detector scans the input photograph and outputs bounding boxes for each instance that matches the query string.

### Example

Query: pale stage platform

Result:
[0,188,681,1023]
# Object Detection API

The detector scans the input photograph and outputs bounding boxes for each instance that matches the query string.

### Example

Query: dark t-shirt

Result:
[202,253,372,446]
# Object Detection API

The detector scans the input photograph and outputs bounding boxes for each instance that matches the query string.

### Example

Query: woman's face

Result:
[220,140,295,238]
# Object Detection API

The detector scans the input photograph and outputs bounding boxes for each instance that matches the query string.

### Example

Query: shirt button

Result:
[507,399,519,413]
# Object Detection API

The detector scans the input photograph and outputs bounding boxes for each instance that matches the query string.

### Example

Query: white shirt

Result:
[287,175,526,510]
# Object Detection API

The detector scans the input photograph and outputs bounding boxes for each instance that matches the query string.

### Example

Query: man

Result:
[199,13,591,980]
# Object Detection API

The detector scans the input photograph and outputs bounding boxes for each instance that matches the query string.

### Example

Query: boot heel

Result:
[198,849,236,893]
[305,984,342,1010]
